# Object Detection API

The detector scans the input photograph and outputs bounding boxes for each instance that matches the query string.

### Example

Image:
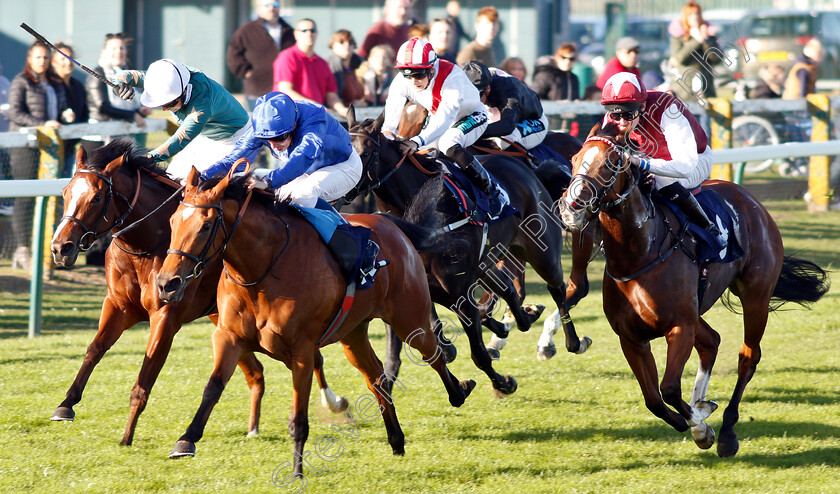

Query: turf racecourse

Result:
[0,200,838,493]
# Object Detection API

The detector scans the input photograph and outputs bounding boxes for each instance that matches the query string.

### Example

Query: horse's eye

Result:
[92,194,103,203]
[201,221,212,231]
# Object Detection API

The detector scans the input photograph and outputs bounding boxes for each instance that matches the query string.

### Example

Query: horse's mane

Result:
[198,174,290,215]
[595,121,624,144]
[404,176,445,228]
[85,138,163,175]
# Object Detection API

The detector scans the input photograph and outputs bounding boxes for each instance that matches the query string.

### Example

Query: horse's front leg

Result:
[661,322,718,430]
[566,230,593,309]
[52,296,141,422]
[289,347,315,476]
[618,336,689,432]
[169,328,243,458]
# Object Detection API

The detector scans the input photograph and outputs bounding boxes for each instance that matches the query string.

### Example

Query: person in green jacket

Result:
[112,58,249,179]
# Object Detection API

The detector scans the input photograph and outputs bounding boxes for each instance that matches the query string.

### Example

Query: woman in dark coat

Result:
[7,41,72,270]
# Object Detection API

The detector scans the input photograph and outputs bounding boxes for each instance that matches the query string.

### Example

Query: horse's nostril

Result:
[164,278,182,294]
[59,243,75,256]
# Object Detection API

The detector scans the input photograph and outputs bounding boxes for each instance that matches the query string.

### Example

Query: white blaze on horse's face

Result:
[180,206,196,223]
[559,146,602,230]
[53,178,91,243]
[578,146,600,176]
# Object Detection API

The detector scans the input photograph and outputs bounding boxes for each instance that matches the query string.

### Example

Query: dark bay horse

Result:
[558,122,829,457]
[157,166,474,473]
[49,139,348,446]
[348,109,590,396]
[396,102,596,359]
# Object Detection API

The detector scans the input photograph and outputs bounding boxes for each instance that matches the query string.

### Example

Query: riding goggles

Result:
[608,109,642,122]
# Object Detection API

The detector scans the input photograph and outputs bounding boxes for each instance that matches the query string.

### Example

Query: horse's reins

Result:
[61,167,141,251]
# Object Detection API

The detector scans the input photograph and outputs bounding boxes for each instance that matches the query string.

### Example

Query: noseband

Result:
[568,136,639,215]
[61,168,141,250]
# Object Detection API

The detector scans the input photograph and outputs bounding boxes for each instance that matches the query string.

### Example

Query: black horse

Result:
[347,109,590,395]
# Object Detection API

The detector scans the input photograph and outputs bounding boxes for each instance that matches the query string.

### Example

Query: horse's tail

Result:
[769,256,830,311]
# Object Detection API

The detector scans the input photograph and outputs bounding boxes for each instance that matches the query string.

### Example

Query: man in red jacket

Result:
[595,36,641,90]
[226,1,294,109]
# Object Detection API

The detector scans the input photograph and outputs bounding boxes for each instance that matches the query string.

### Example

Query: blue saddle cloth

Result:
[530,142,572,172]
[663,189,743,264]
[439,162,517,224]
[292,201,385,289]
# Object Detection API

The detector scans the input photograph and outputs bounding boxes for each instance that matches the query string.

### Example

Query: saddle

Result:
[661,189,743,265]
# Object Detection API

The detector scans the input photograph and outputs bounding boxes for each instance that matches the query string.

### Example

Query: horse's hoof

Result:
[691,423,716,450]
[717,435,740,458]
[460,379,476,398]
[524,303,546,320]
[51,406,75,421]
[493,375,518,397]
[392,445,405,456]
[450,379,476,407]
[575,336,593,354]
[486,347,501,361]
[537,344,556,361]
[247,427,259,438]
[168,440,196,458]
[332,396,350,413]
[441,342,457,364]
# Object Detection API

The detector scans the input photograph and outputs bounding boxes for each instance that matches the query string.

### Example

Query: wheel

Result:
[732,115,781,173]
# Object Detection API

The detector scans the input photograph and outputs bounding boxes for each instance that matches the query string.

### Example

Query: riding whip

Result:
[20,22,118,88]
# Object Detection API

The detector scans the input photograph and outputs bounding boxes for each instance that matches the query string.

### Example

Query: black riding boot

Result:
[446,144,503,216]
[660,183,727,248]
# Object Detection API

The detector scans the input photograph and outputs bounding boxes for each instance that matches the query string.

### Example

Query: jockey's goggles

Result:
[268,131,293,142]
[608,109,642,122]
[402,67,433,80]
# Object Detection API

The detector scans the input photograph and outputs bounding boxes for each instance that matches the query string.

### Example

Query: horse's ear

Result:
[346,105,356,128]
[587,122,601,138]
[373,110,385,132]
[185,166,201,191]
[103,154,125,176]
[75,145,87,170]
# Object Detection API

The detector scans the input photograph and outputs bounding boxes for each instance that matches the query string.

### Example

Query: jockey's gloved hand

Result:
[247,176,270,190]
[113,82,135,101]
[398,138,419,155]
[624,152,650,172]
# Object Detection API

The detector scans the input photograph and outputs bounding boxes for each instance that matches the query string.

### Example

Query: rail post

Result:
[806,94,831,212]
[707,98,734,183]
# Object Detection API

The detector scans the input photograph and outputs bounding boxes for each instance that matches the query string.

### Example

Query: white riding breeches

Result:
[434,110,489,153]
[653,146,714,190]
[495,114,549,151]
[276,149,363,208]
[165,124,249,181]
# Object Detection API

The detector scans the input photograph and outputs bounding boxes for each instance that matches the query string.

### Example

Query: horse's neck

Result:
[376,152,436,214]
[220,200,291,279]
[113,170,177,248]
[599,188,661,269]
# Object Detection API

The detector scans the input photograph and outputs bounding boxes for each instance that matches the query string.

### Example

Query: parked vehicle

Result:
[734,10,840,81]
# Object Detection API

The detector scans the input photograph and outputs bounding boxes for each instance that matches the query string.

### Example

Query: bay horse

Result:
[347,109,590,396]
[49,139,348,446]
[157,166,474,472]
[396,101,596,360]
[558,122,829,457]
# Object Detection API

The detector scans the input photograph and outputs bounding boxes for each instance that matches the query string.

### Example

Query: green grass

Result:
[1,200,839,493]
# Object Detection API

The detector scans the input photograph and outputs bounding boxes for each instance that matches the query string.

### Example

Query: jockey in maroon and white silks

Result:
[600,72,725,247]
[382,37,503,216]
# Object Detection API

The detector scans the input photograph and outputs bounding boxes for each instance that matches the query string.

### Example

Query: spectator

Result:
[531,44,579,101]
[112,58,249,180]
[428,18,456,63]
[669,1,721,101]
[0,61,12,133]
[7,41,73,270]
[226,0,295,110]
[408,23,429,41]
[499,56,527,83]
[86,33,150,152]
[641,70,670,92]
[752,64,785,99]
[51,42,88,177]
[595,36,641,90]
[274,19,349,117]
[444,0,469,56]
[457,6,500,67]
[327,30,365,108]
[357,0,411,60]
[782,38,823,100]
[362,44,396,106]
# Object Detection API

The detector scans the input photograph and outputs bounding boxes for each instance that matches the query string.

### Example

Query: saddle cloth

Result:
[663,189,744,264]
[437,160,517,224]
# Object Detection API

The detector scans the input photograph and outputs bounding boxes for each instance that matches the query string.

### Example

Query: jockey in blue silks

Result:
[202,91,362,215]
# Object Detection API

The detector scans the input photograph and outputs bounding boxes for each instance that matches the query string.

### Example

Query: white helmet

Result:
[139,59,190,108]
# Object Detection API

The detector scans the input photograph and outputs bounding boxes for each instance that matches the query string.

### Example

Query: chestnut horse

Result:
[348,110,591,396]
[50,139,347,446]
[558,123,829,457]
[157,166,474,473]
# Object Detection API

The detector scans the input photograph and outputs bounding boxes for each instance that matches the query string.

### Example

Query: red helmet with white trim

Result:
[601,72,647,112]
[395,37,437,77]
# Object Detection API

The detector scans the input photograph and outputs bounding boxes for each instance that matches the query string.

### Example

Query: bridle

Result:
[61,167,141,251]
[566,136,639,216]
[346,130,414,201]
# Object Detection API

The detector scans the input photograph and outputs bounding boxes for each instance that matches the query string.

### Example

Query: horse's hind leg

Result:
[454,304,517,395]
[53,297,141,422]
[340,323,405,456]
[288,346,315,476]
[313,349,349,414]
[688,318,722,450]
[169,328,243,459]
[236,353,265,437]
[718,293,770,458]
[383,324,403,384]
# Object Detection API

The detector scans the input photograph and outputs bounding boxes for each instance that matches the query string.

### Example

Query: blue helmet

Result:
[252,92,298,139]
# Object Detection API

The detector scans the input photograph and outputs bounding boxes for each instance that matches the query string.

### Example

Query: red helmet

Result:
[601,73,647,112]
[395,37,437,77]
